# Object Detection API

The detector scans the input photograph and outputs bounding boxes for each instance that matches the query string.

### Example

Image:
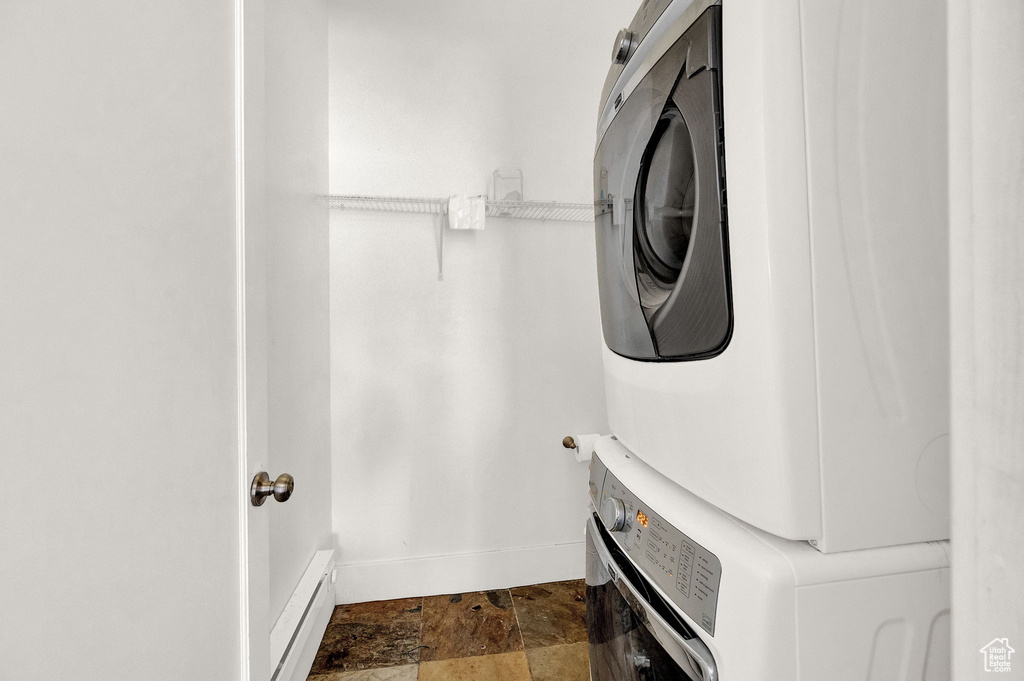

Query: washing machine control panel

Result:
[590,456,722,636]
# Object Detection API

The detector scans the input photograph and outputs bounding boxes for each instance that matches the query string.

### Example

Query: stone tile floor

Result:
[307,579,589,681]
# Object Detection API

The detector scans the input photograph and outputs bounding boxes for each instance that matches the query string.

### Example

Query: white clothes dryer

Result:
[593,0,948,552]
[586,436,950,681]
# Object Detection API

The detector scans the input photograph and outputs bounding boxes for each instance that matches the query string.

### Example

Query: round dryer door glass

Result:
[634,104,696,308]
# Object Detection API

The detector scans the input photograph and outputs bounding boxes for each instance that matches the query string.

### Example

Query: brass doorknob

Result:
[250,472,294,506]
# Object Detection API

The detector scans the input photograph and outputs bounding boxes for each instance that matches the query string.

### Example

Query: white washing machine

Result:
[593,0,948,552]
[585,436,950,681]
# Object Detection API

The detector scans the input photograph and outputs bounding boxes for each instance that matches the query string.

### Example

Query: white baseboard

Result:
[334,541,585,604]
[271,550,336,681]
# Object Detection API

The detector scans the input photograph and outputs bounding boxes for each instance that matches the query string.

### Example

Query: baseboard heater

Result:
[271,550,335,681]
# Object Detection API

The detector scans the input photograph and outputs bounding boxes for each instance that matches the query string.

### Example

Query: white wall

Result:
[263,0,334,624]
[0,2,241,679]
[948,1,1024,678]
[328,0,631,602]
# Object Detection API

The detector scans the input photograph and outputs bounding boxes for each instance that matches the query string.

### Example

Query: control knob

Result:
[600,497,627,532]
[611,29,636,65]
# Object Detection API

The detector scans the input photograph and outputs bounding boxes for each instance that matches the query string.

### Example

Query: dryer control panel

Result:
[625,0,675,58]
[590,454,722,636]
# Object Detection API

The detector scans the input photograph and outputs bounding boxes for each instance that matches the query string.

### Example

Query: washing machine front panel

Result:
[595,6,730,361]
[599,469,723,636]
[598,0,823,543]
[587,437,952,681]
[586,518,718,681]
[594,0,950,552]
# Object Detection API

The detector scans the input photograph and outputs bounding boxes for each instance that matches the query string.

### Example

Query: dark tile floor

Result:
[307,579,589,681]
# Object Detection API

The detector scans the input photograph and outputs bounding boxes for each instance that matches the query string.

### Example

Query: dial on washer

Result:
[601,496,627,532]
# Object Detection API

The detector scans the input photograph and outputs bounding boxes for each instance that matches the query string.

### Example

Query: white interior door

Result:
[0,2,263,680]
[239,0,332,678]
[0,2,327,679]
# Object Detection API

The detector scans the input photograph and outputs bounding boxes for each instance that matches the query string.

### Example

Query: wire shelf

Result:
[593,198,634,216]
[328,194,596,223]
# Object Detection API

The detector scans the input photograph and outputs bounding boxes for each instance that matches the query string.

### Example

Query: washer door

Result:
[586,516,717,681]
[595,6,730,361]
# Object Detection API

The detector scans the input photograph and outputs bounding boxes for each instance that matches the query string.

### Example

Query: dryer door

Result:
[595,6,730,361]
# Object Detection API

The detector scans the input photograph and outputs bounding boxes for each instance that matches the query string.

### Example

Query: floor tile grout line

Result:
[416,595,425,673]
[509,588,527,651]
[508,587,534,679]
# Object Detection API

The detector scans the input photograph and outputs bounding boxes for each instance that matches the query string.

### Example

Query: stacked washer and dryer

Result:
[585,1,950,679]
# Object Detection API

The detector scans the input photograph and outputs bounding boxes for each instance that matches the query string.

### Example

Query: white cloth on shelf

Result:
[447,194,486,230]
